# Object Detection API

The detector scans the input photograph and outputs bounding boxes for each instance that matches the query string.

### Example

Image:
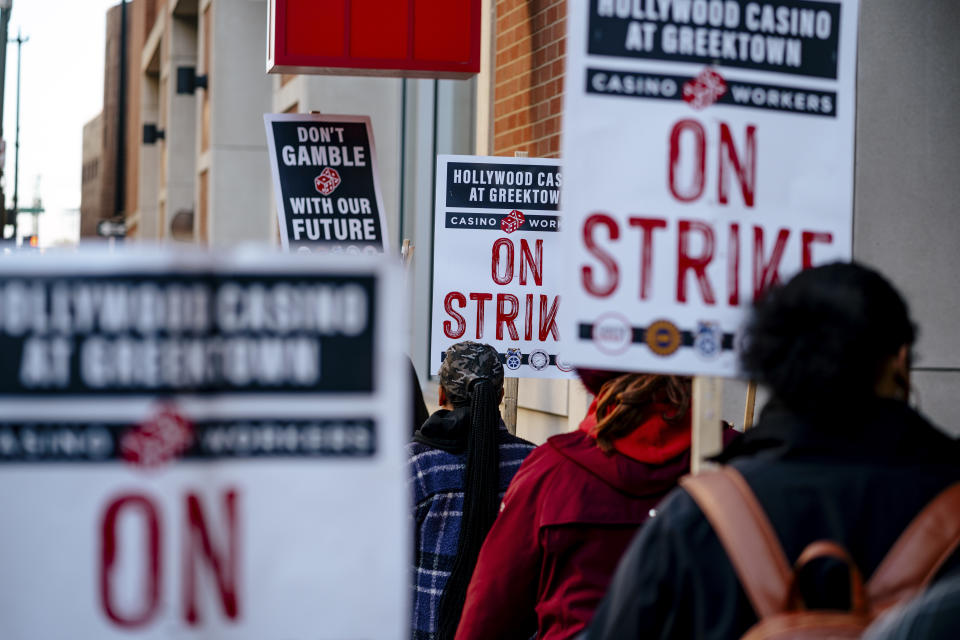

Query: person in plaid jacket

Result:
[408,341,534,640]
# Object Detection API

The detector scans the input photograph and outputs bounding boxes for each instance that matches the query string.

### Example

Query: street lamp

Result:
[11,28,27,242]
[0,0,10,239]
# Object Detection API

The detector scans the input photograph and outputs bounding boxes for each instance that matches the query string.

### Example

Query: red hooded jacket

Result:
[456,402,736,640]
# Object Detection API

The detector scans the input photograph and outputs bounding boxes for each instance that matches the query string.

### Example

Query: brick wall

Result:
[494,0,566,157]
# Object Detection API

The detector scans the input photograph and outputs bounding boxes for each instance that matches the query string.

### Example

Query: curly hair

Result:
[739,262,915,417]
[593,374,692,452]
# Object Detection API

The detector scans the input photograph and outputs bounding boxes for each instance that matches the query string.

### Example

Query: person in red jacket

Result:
[455,371,734,640]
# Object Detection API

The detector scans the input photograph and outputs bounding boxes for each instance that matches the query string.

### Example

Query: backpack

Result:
[680,467,960,639]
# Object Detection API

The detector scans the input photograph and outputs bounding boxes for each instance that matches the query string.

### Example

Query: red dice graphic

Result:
[683,68,728,110]
[314,167,342,195]
[120,406,194,469]
[500,209,526,234]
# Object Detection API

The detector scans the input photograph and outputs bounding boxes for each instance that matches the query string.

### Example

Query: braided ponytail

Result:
[436,378,501,640]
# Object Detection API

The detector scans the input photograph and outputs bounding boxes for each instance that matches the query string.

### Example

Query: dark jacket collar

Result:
[413,407,509,454]
[716,398,960,465]
[413,407,472,453]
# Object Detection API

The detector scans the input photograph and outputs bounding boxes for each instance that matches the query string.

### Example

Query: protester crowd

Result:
[408,262,960,640]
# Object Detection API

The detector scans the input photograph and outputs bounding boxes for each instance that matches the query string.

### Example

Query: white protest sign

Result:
[431,155,573,378]
[560,0,859,376]
[0,248,408,640]
[265,113,390,253]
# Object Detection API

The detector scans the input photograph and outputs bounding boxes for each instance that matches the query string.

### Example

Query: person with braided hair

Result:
[408,341,535,640]
[455,371,736,640]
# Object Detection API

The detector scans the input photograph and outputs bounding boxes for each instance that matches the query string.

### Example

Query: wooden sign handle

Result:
[500,150,528,436]
[743,381,758,430]
[691,376,724,474]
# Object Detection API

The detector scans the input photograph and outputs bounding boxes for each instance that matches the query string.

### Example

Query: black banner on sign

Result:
[0,273,376,396]
[588,0,842,80]
[266,116,387,252]
[0,418,376,463]
[585,68,836,117]
[445,162,562,210]
[444,211,561,232]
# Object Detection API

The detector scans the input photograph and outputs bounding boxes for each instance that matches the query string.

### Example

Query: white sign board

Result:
[265,113,390,253]
[561,0,859,375]
[0,248,408,639]
[431,155,573,378]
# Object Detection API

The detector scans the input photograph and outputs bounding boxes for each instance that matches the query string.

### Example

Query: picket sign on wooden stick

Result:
[502,380,519,435]
[401,239,415,267]
[499,150,531,435]
[691,376,724,474]
[743,381,758,430]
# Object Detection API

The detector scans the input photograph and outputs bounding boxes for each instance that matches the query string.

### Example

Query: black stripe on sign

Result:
[577,323,736,351]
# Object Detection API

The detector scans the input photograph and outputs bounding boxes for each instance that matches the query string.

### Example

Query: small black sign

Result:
[266,115,387,252]
[444,211,561,232]
[445,162,562,211]
[585,67,837,117]
[588,0,842,80]
[0,418,376,463]
[0,272,377,396]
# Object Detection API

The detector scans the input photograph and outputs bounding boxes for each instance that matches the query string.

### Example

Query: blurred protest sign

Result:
[561,0,860,376]
[0,248,408,639]
[430,155,573,379]
[265,113,389,253]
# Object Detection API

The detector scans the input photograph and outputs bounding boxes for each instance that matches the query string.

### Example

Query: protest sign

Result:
[430,155,572,378]
[561,0,859,376]
[265,113,389,253]
[0,248,408,640]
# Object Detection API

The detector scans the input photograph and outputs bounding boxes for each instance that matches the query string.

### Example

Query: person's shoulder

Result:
[504,430,587,474]
[650,482,714,537]
[539,429,601,476]
[497,430,537,457]
[406,439,439,461]
[407,441,461,476]
[503,435,595,506]
[497,440,571,516]
[407,442,465,502]
[518,436,571,472]
[547,428,593,448]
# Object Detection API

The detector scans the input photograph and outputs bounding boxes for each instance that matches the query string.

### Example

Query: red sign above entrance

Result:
[267,0,481,78]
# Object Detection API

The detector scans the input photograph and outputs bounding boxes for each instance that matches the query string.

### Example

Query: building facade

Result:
[85,0,960,441]
[79,113,104,236]
[81,0,155,239]
[131,0,274,243]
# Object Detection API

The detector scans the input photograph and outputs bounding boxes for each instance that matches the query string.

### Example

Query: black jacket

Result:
[584,398,960,640]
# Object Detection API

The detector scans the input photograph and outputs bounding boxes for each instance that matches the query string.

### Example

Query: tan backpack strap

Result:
[867,482,960,610]
[680,467,792,619]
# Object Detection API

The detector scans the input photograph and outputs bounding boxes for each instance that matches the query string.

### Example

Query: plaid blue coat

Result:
[408,426,535,640]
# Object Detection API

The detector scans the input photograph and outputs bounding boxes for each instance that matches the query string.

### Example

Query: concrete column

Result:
[164,7,199,241]
[137,71,160,238]
[853,2,960,434]
[201,0,274,247]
